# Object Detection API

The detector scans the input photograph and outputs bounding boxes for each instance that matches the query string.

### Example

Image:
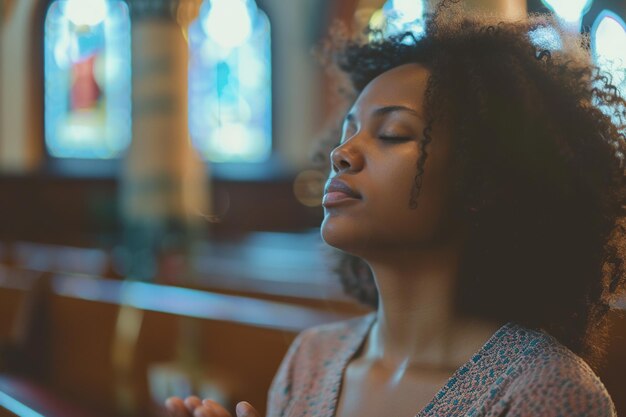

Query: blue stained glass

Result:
[44,0,131,159]
[188,0,272,163]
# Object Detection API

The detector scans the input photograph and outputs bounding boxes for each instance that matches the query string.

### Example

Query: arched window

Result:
[188,0,271,163]
[44,0,131,159]
[591,10,626,128]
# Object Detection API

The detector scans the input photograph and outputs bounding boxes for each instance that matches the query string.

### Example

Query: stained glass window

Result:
[44,0,131,159]
[188,0,271,163]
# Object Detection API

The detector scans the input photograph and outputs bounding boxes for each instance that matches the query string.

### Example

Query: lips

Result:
[323,178,361,207]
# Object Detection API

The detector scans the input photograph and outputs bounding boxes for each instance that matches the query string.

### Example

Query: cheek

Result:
[370,200,426,241]
[372,162,418,215]
[370,164,451,241]
[320,155,454,250]
[361,169,424,236]
[320,197,443,252]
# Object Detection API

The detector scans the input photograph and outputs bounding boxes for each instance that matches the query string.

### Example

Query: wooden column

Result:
[425,0,527,19]
[0,0,43,173]
[118,1,211,412]
[120,0,209,281]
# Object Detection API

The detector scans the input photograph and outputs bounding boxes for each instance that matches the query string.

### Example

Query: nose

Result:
[330,140,363,173]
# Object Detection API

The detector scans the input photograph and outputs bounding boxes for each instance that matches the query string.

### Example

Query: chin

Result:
[320,223,341,249]
[320,221,366,256]
[320,220,349,250]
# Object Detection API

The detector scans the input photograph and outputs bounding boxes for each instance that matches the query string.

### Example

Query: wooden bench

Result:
[2,241,112,277]
[0,238,370,317]
[0,267,50,379]
[0,267,362,416]
[1,264,623,416]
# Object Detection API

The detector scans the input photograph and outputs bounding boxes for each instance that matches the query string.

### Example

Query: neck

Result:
[361,237,501,372]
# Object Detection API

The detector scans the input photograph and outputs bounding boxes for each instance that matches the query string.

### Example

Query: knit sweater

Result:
[266,312,617,417]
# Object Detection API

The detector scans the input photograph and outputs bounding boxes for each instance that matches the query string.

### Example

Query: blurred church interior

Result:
[0,0,625,416]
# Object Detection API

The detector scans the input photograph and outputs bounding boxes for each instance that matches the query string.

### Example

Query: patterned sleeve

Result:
[503,355,618,417]
[265,329,308,417]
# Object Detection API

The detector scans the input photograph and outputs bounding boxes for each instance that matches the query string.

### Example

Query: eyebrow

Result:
[344,105,424,124]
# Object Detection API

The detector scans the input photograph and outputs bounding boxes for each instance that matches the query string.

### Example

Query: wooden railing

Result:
[0,238,368,314]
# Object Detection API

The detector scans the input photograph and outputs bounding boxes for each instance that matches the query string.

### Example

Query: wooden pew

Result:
[3,263,622,416]
[0,268,361,416]
[44,274,626,417]
[0,267,50,379]
[162,231,369,315]
[0,238,368,316]
[5,242,111,277]
[0,268,38,342]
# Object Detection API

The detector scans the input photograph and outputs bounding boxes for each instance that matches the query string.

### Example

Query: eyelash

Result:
[330,135,411,151]
[379,135,412,142]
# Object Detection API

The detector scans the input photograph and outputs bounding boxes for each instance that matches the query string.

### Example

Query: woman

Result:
[166,1,626,416]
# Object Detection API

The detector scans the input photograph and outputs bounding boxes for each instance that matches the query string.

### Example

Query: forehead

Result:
[350,63,430,114]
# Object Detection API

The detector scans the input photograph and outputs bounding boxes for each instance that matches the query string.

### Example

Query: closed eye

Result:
[379,135,412,142]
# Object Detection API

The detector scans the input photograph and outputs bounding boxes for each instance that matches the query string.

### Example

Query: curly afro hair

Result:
[313,0,626,373]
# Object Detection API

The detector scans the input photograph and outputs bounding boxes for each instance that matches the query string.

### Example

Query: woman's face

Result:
[320,63,465,258]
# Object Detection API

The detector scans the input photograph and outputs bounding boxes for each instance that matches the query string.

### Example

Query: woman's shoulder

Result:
[266,312,375,417]
[293,311,375,357]
[505,325,617,417]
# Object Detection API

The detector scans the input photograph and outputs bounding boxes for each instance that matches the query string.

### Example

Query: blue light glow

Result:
[390,0,424,23]
[45,0,131,159]
[202,0,253,49]
[189,0,271,162]
[541,0,593,24]
[65,0,108,26]
[592,10,626,83]
[528,26,563,51]
[0,391,45,417]
[591,10,626,128]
